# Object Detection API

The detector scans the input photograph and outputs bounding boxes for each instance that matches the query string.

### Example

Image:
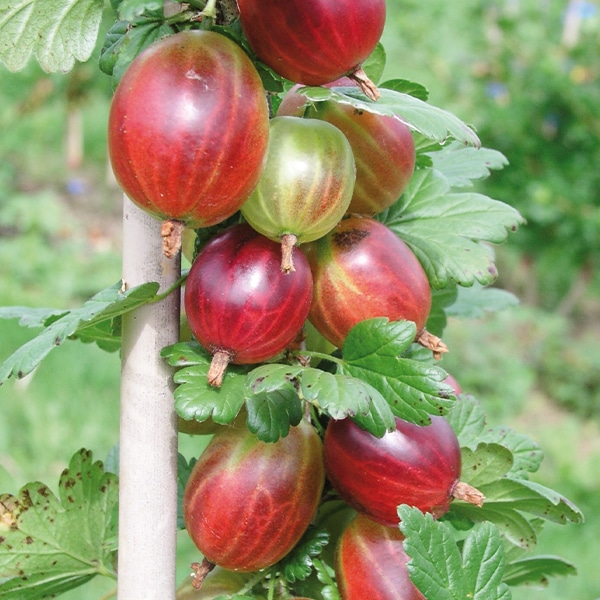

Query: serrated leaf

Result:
[446,394,487,448]
[503,555,577,587]
[478,478,584,525]
[0,449,118,598]
[172,363,248,426]
[378,168,525,288]
[462,522,512,600]
[399,506,511,600]
[118,0,162,21]
[450,503,538,550]
[301,369,395,436]
[0,306,68,328]
[428,285,459,337]
[339,318,455,424]
[110,21,175,85]
[98,18,128,76]
[398,507,468,599]
[279,526,330,583]
[244,386,303,442]
[428,142,509,188]
[244,365,304,441]
[479,426,543,477]
[299,86,480,146]
[361,42,386,84]
[0,0,104,72]
[461,443,514,487]
[446,283,520,319]
[0,281,160,385]
[380,78,429,101]
[177,454,196,530]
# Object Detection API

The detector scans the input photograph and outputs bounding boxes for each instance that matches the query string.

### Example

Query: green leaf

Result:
[299,86,480,146]
[300,369,394,433]
[450,503,538,551]
[503,555,577,587]
[110,21,175,85]
[177,454,196,530]
[477,478,584,526]
[0,306,67,328]
[361,42,386,84]
[428,285,459,337]
[162,342,249,425]
[462,522,512,600]
[0,281,160,385]
[446,283,520,319]
[279,526,330,583]
[245,387,303,443]
[0,0,104,72]
[98,18,129,76]
[380,78,429,101]
[428,142,509,188]
[0,449,118,598]
[378,168,525,288]
[399,506,511,600]
[118,0,162,21]
[446,394,487,448]
[460,443,514,487]
[478,426,543,477]
[339,318,455,424]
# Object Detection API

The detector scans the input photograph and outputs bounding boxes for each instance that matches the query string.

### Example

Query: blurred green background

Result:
[1,1,599,598]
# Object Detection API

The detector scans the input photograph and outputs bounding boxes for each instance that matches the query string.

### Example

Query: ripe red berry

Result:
[184,223,313,386]
[336,513,425,600]
[324,415,484,526]
[108,30,269,251]
[183,419,325,572]
[303,216,432,349]
[237,0,386,86]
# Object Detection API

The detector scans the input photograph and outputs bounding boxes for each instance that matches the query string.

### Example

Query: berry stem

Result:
[207,350,232,387]
[452,481,486,507]
[190,558,215,590]
[348,66,380,101]
[416,328,449,360]
[161,219,186,259]
[280,233,298,273]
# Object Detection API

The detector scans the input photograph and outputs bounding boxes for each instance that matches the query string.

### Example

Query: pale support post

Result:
[117,197,181,599]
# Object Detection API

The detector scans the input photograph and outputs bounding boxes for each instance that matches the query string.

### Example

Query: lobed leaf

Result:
[398,507,467,599]
[462,522,511,600]
[460,443,514,488]
[399,506,511,600]
[0,0,104,72]
[173,364,248,426]
[177,454,196,530]
[450,503,538,551]
[0,449,118,598]
[0,281,160,385]
[446,394,487,448]
[503,555,577,587]
[278,526,330,583]
[477,478,584,526]
[427,142,509,188]
[445,284,520,320]
[378,168,525,289]
[245,386,303,442]
[299,86,480,146]
[340,318,455,424]
[479,426,543,477]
